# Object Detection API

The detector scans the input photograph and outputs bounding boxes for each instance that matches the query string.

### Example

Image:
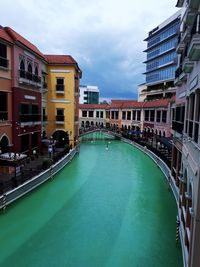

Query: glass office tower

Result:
[143,11,181,100]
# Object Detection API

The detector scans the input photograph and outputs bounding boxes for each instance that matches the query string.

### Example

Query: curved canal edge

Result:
[0,146,79,211]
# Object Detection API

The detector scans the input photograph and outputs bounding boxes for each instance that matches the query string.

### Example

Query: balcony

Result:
[188,34,200,61]
[19,114,41,124]
[0,57,8,69]
[183,57,194,73]
[188,0,199,9]
[184,8,196,26]
[174,66,187,85]
[172,121,184,134]
[56,84,65,94]
[0,111,8,121]
[19,70,41,87]
[56,115,65,124]
[176,32,190,54]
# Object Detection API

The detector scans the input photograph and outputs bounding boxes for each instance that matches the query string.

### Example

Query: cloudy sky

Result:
[1,0,178,100]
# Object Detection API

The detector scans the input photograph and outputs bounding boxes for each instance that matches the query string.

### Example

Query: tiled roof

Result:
[79,104,109,109]
[79,98,174,110]
[121,101,144,108]
[143,98,173,108]
[5,27,44,58]
[0,26,13,44]
[44,55,77,65]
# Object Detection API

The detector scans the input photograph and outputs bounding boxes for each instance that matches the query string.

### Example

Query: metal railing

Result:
[19,70,41,83]
[0,147,79,210]
[0,111,8,121]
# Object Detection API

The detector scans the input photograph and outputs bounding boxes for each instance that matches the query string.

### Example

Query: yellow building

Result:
[45,55,81,148]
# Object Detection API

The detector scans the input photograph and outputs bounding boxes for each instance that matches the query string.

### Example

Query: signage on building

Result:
[24,95,36,100]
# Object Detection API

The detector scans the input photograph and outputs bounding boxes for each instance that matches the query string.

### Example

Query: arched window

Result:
[0,135,9,153]
[27,63,33,80]
[34,65,39,82]
[35,66,38,76]
[19,59,25,78]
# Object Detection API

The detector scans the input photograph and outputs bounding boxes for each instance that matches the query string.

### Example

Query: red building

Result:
[4,27,45,155]
[0,26,13,153]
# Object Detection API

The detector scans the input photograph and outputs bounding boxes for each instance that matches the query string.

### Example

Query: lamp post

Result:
[33,149,36,159]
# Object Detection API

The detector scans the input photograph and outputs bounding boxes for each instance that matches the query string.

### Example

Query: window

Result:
[100,111,103,118]
[35,65,38,76]
[156,110,161,122]
[0,92,8,120]
[82,110,87,117]
[88,111,94,117]
[96,111,99,118]
[127,111,131,120]
[145,110,149,121]
[19,59,25,78]
[106,111,110,119]
[137,110,141,121]
[132,110,136,120]
[32,105,39,122]
[186,93,200,143]
[0,43,8,68]
[122,111,126,120]
[56,78,64,92]
[20,104,29,122]
[34,65,40,82]
[56,109,64,121]
[115,111,119,120]
[27,63,33,80]
[111,111,115,119]
[150,110,155,122]
[162,110,167,123]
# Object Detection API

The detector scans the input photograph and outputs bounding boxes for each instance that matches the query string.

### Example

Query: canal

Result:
[0,132,183,267]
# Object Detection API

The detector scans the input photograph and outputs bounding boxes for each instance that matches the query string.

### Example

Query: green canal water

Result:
[0,132,183,267]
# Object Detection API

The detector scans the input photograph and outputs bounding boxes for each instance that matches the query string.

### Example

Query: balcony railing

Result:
[188,34,200,61]
[56,115,65,123]
[183,57,194,73]
[172,121,184,134]
[0,111,8,121]
[56,84,65,93]
[188,0,199,10]
[0,57,8,68]
[19,70,41,84]
[19,114,41,123]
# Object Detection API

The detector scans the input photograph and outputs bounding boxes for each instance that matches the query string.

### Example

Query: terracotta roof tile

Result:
[143,98,174,108]
[79,98,174,110]
[5,27,44,58]
[0,26,13,44]
[44,55,77,64]
[79,104,109,109]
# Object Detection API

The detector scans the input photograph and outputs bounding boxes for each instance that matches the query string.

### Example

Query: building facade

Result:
[5,27,44,156]
[79,85,99,104]
[172,1,200,267]
[79,98,173,138]
[0,27,13,153]
[45,55,81,147]
[143,11,181,100]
